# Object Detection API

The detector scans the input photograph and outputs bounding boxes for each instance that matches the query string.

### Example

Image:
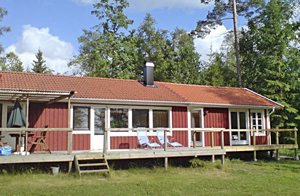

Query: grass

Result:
[1,159,300,195]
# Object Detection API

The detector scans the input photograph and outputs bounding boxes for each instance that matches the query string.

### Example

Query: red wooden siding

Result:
[172,106,188,147]
[29,102,90,151]
[204,108,229,146]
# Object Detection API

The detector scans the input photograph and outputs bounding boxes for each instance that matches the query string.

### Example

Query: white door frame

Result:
[229,109,250,146]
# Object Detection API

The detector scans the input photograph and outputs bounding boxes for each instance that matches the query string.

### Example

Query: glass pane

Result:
[153,110,168,128]
[73,107,90,130]
[257,113,262,118]
[191,112,200,128]
[231,112,238,129]
[132,109,149,128]
[239,112,246,129]
[252,120,256,126]
[252,113,256,118]
[240,132,247,140]
[110,108,128,128]
[232,132,238,140]
[94,108,105,135]
[258,119,262,126]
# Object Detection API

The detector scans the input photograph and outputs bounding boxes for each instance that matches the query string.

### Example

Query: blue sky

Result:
[0,0,237,73]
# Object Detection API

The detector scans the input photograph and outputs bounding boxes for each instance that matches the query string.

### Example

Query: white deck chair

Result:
[137,129,160,148]
[156,130,182,147]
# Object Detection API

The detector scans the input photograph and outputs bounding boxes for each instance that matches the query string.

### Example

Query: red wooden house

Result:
[0,62,286,156]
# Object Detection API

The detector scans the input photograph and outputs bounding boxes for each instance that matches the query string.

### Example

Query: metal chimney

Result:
[143,62,154,86]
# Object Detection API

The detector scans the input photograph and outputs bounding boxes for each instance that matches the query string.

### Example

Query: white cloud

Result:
[194,25,228,61]
[5,25,74,74]
[76,0,210,10]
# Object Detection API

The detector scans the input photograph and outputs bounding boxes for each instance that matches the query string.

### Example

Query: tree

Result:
[136,14,173,81]
[32,49,52,74]
[240,0,300,128]
[170,28,201,84]
[192,0,265,87]
[69,0,137,79]
[2,52,24,72]
[0,7,10,53]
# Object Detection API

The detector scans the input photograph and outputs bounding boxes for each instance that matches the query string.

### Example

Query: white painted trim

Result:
[244,88,283,108]
[228,109,250,145]
[200,108,205,147]
[250,109,266,136]
[149,109,153,129]
[128,108,132,129]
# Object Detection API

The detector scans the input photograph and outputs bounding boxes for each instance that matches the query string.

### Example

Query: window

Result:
[110,108,128,128]
[230,111,247,141]
[153,110,169,128]
[251,111,264,135]
[132,109,149,128]
[94,108,105,135]
[73,106,90,130]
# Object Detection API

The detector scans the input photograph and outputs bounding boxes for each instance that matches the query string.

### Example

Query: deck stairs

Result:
[74,153,109,176]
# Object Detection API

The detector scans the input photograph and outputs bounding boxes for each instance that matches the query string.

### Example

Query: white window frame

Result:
[250,110,266,136]
[228,109,250,146]
[188,107,205,147]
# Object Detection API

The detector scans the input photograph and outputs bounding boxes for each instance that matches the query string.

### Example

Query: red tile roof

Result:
[0,71,280,107]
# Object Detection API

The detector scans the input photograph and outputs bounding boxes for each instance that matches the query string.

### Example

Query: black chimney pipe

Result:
[143,62,154,86]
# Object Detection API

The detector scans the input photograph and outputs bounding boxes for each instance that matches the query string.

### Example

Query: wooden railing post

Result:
[164,130,168,170]
[193,130,196,148]
[294,128,298,160]
[103,128,108,155]
[253,130,257,162]
[276,130,280,161]
[211,131,215,163]
[221,129,225,165]
[67,130,72,155]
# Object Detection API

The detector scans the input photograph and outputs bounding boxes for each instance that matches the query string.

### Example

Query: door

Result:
[191,109,204,147]
[91,107,106,151]
[230,111,249,145]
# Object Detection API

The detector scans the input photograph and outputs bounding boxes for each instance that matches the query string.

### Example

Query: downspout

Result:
[268,107,276,116]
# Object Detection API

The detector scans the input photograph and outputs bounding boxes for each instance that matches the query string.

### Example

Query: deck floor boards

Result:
[0,144,297,164]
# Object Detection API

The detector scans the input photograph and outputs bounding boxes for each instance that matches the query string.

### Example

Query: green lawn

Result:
[1,159,300,196]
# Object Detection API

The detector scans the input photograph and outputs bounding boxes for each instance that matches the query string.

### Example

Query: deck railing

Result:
[0,128,73,154]
[104,127,298,160]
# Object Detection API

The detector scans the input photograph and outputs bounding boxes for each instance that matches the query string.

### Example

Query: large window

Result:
[110,108,128,128]
[153,110,169,128]
[132,109,149,128]
[94,108,105,135]
[73,106,90,130]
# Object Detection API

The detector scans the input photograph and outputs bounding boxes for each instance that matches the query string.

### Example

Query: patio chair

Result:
[137,129,160,148]
[29,125,51,154]
[156,130,182,147]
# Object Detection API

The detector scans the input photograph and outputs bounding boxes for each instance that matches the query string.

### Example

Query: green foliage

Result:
[0,7,10,53]
[240,0,300,128]
[70,1,201,84]
[32,49,52,74]
[192,0,264,38]
[69,0,136,79]
[1,52,24,72]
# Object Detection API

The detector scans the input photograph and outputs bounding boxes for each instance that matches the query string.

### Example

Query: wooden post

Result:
[67,96,72,155]
[221,129,225,165]
[164,157,168,170]
[276,131,280,161]
[164,130,167,152]
[253,130,257,162]
[103,128,108,155]
[294,128,298,160]
[164,130,168,170]
[211,131,215,163]
[193,131,196,148]
[25,96,29,155]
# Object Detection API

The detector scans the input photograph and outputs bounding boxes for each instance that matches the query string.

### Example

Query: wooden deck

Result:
[0,143,297,165]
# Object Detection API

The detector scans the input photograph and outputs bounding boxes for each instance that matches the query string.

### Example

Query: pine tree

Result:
[32,49,52,74]
[240,0,300,128]
[0,7,10,53]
